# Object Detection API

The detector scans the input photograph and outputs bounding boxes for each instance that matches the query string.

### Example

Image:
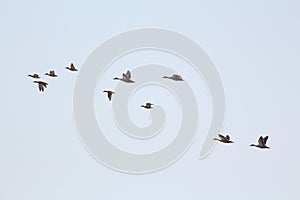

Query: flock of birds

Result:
[28,63,78,91]
[214,134,270,149]
[28,66,270,149]
[103,70,184,109]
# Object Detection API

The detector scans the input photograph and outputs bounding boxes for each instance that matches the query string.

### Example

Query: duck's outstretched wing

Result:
[218,134,227,141]
[108,92,113,101]
[263,136,269,145]
[173,74,181,79]
[126,70,131,79]
[38,83,43,91]
[258,136,264,146]
[226,135,230,141]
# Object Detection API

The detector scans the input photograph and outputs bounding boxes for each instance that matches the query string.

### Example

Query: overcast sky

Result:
[1,0,300,199]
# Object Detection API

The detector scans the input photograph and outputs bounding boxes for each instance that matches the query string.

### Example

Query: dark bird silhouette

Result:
[45,70,58,77]
[66,63,78,71]
[113,70,135,83]
[213,134,234,143]
[28,74,40,79]
[163,74,184,81]
[141,102,154,109]
[33,81,48,92]
[103,90,115,101]
[250,136,270,149]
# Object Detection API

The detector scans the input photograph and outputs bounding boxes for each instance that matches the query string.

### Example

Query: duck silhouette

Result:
[28,74,40,79]
[141,102,154,109]
[45,70,58,77]
[103,90,115,101]
[66,63,78,71]
[213,134,234,143]
[113,70,135,83]
[250,136,270,149]
[33,81,48,92]
[163,74,184,81]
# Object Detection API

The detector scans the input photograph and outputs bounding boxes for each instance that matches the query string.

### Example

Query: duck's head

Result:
[250,144,256,147]
[113,77,119,80]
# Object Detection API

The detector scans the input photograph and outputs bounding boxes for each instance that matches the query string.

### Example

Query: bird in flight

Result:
[250,136,270,149]
[214,134,234,143]
[45,70,58,77]
[163,74,184,81]
[103,90,115,101]
[28,74,40,79]
[141,102,154,109]
[113,70,135,83]
[66,63,78,72]
[33,81,48,92]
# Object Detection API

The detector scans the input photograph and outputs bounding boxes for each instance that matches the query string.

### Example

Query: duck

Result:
[163,74,184,81]
[141,102,154,109]
[103,90,115,101]
[33,81,48,92]
[113,70,135,83]
[250,136,270,149]
[213,134,234,143]
[28,74,40,79]
[45,70,58,77]
[66,63,78,71]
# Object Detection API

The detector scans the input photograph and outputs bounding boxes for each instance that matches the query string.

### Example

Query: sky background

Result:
[1,0,300,199]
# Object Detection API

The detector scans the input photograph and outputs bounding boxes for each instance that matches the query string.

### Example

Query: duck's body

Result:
[214,134,234,143]
[250,136,270,149]
[103,90,115,101]
[33,81,48,92]
[163,74,184,81]
[114,70,135,83]
[141,102,154,109]
[28,74,40,79]
[66,63,78,71]
[45,70,57,77]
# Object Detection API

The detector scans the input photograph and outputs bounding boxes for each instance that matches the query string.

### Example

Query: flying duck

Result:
[28,74,40,79]
[113,70,135,83]
[66,63,78,72]
[103,90,115,101]
[141,102,154,109]
[163,74,184,81]
[213,134,234,143]
[250,136,270,149]
[33,81,48,92]
[45,70,58,77]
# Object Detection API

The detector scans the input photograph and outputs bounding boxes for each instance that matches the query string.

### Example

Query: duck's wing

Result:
[263,136,269,145]
[122,73,129,80]
[42,82,48,88]
[258,136,264,146]
[172,74,182,79]
[226,135,230,141]
[218,134,227,141]
[38,83,43,91]
[126,70,131,79]
[108,92,112,101]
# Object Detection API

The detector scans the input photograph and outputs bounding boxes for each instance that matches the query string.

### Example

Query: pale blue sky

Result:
[1,0,300,199]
